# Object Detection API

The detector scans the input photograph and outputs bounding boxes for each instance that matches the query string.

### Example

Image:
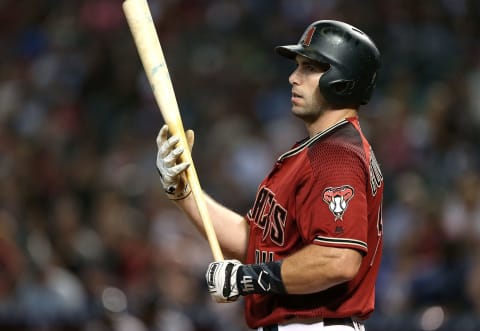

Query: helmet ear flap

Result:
[319,66,357,108]
[319,64,376,108]
[329,80,356,97]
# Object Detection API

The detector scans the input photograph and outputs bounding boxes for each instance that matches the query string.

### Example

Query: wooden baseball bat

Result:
[122,0,224,261]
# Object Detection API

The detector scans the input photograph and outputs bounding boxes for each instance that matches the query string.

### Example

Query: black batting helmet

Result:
[275,20,381,108]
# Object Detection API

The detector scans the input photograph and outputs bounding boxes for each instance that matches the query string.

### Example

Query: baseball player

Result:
[156,20,384,330]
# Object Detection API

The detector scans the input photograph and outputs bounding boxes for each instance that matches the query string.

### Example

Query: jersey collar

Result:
[277,119,350,162]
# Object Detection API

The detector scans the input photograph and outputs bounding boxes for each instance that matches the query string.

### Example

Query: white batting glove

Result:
[156,124,193,200]
[206,260,242,303]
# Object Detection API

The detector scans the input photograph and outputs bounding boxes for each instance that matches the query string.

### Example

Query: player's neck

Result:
[306,108,358,137]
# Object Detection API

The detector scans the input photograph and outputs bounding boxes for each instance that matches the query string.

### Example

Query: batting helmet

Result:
[275,20,381,108]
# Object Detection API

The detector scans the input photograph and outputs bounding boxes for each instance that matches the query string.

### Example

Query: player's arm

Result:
[156,125,249,261]
[206,244,362,302]
[174,192,249,261]
[279,244,362,294]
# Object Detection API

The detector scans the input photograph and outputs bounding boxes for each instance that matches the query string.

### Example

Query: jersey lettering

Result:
[250,188,274,226]
[369,148,383,196]
[248,187,287,246]
[255,249,275,264]
[377,203,383,236]
[270,205,287,246]
[370,203,383,266]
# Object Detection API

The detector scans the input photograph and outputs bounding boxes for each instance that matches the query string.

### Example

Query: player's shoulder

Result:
[277,119,369,164]
[306,121,370,175]
[308,121,366,155]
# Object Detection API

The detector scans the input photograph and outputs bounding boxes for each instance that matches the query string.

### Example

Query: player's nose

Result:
[289,68,301,86]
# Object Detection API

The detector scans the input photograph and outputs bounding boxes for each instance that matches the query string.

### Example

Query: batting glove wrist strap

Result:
[206,260,286,303]
[237,261,286,295]
[161,175,192,200]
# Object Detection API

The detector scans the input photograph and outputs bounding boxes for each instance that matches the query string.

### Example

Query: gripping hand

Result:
[156,124,194,200]
[206,260,242,302]
[205,260,286,303]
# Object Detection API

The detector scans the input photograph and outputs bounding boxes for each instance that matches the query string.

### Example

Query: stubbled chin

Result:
[291,106,320,123]
[291,106,306,118]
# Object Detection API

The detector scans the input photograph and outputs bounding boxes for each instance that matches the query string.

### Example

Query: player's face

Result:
[288,55,329,122]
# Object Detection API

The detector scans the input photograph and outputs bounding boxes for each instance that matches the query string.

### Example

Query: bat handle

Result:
[184,152,224,261]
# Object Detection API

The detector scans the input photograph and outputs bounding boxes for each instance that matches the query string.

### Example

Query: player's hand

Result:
[156,124,194,200]
[206,259,242,303]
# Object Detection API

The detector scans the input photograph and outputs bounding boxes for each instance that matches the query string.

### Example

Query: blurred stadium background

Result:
[0,0,480,330]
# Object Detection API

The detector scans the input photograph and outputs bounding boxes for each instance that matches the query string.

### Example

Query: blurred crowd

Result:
[0,0,480,330]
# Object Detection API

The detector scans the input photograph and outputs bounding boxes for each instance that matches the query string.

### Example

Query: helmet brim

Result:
[275,45,301,59]
[275,45,332,68]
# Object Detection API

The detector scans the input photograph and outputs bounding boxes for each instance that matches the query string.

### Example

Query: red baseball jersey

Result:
[244,117,384,328]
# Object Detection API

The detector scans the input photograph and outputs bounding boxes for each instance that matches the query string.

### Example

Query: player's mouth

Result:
[291,91,302,104]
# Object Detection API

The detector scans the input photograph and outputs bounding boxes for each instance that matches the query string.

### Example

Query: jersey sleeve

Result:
[296,137,369,254]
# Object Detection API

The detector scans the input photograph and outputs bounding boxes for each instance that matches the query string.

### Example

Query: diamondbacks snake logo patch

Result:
[322,185,354,221]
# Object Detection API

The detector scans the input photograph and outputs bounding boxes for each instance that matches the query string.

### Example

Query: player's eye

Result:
[299,63,318,73]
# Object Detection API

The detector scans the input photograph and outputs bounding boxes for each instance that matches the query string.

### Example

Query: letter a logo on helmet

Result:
[302,26,316,47]
[275,20,381,109]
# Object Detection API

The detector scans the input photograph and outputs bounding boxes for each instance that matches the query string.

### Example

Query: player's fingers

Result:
[157,124,169,147]
[157,125,182,156]
[169,162,190,177]
[164,146,184,166]
[186,129,194,151]
[159,135,180,158]
[163,161,189,186]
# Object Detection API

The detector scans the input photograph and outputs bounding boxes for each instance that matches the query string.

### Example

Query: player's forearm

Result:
[174,193,248,261]
[280,245,362,294]
[205,245,362,302]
